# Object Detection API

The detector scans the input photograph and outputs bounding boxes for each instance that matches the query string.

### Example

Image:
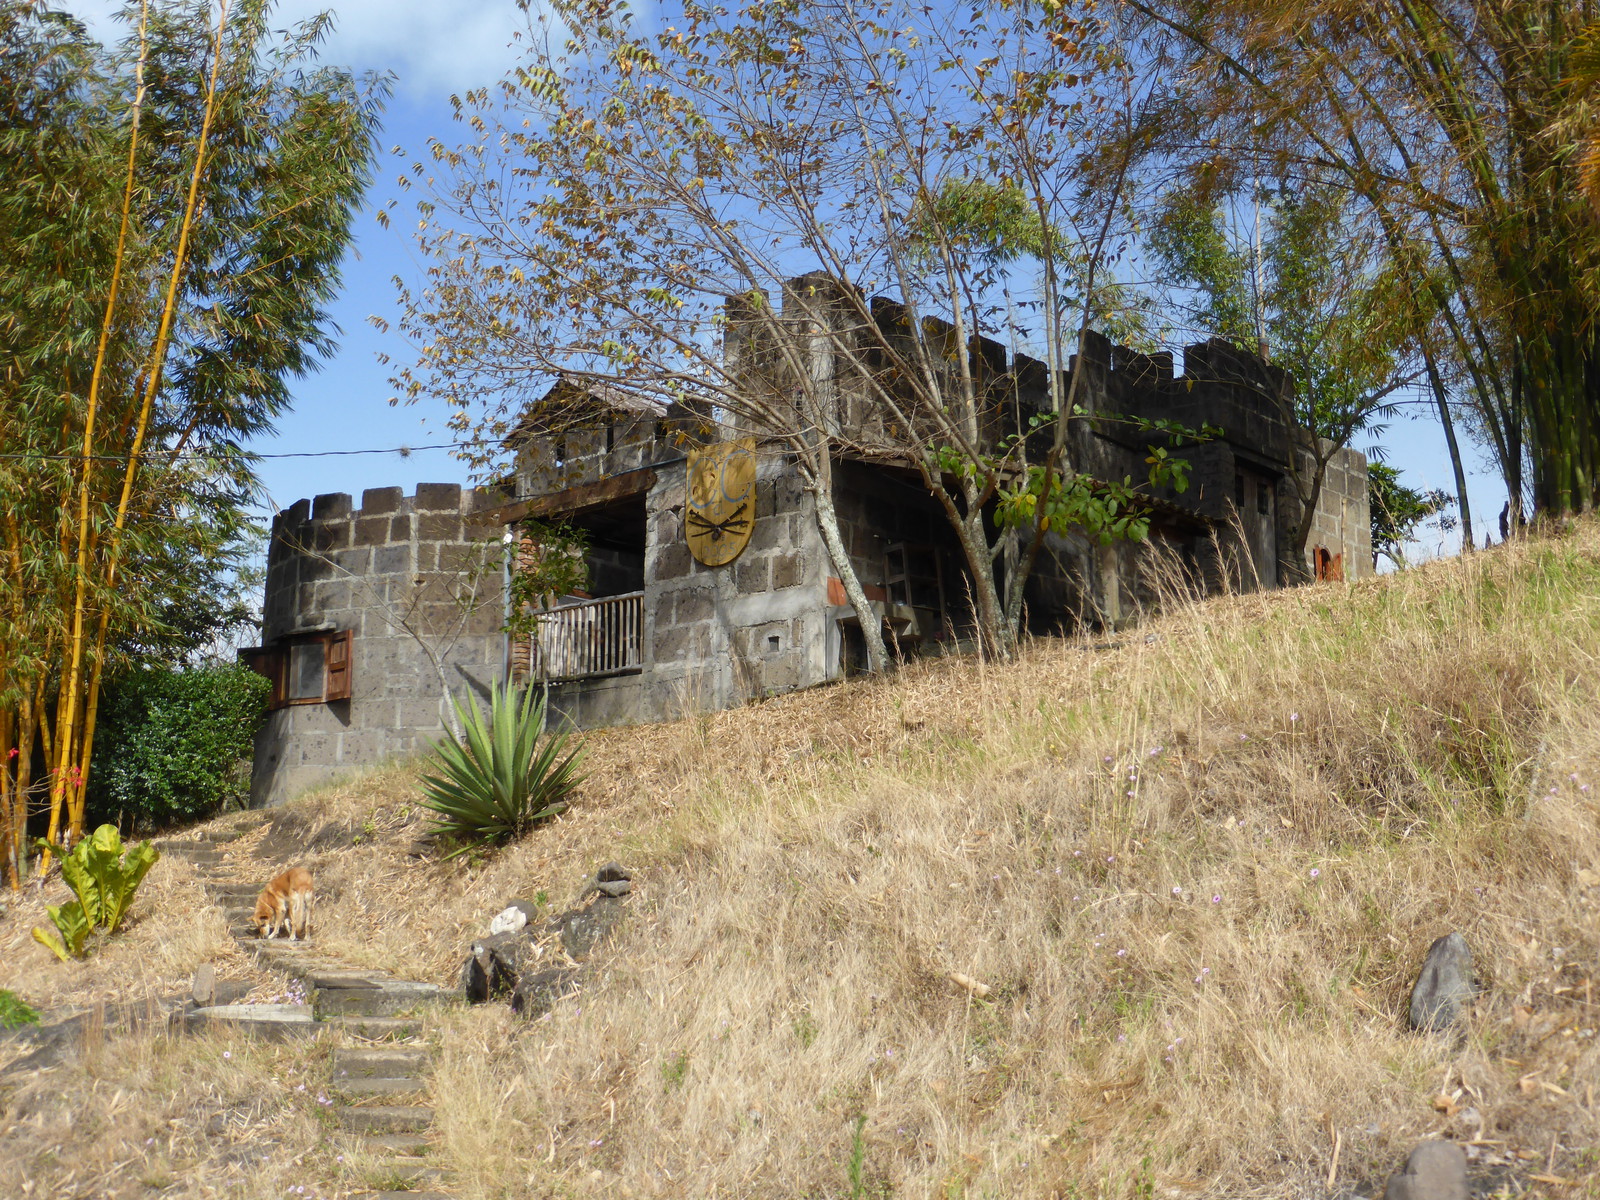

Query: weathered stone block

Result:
[749,514,785,551]
[284,498,311,525]
[418,513,464,541]
[334,546,371,575]
[771,551,805,590]
[651,541,692,581]
[672,588,714,625]
[311,522,350,553]
[735,557,769,594]
[389,515,413,541]
[355,516,390,544]
[361,487,403,514]
[373,545,413,576]
[313,493,352,520]
[415,482,462,510]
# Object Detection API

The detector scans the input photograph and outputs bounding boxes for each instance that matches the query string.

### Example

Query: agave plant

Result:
[418,682,584,858]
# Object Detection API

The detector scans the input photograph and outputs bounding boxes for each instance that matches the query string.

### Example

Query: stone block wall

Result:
[1303,444,1373,579]
[537,452,830,730]
[251,484,506,807]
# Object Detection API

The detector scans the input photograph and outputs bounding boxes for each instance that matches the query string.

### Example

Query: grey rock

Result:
[1408,932,1476,1032]
[504,898,542,924]
[557,894,624,960]
[1383,1140,1468,1200]
[596,861,630,883]
[460,929,541,1004]
[192,963,216,1008]
[511,966,581,1018]
[595,879,632,897]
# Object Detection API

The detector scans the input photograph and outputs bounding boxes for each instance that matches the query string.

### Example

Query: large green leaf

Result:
[32,900,90,962]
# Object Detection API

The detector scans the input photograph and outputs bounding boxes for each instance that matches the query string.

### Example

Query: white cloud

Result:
[53,0,538,98]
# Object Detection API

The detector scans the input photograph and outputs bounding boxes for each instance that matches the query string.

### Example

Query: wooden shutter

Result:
[239,646,287,709]
[324,629,354,701]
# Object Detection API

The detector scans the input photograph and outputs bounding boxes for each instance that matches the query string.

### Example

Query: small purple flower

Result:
[1171,886,1182,896]
[1116,1033,1126,1042]
[1309,868,1320,879]
[1201,967,1210,975]
[1239,734,1248,741]
[1290,712,1300,722]
[1116,948,1127,957]
[1211,894,1222,903]
[1194,975,1202,983]
[222,1051,231,1060]
[1106,855,1115,863]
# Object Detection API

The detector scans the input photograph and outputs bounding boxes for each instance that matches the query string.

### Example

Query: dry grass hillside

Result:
[4,524,1600,1199]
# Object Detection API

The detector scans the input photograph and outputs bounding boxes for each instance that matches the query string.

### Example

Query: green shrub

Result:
[418,682,584,859]
[32,824,160,961]
[88,663,270,830]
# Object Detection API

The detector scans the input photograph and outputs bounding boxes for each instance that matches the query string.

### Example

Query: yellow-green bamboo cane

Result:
[65,0,235,840]
[42,1,152,856]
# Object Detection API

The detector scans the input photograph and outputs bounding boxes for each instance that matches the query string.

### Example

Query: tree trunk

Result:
[811,459,889,674]
[1423,349,1473,550]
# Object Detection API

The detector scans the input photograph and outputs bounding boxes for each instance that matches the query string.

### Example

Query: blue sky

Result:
[62,0,1506,560]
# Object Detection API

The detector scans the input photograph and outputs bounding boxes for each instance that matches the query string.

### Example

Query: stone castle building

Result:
[245,278,1370,805]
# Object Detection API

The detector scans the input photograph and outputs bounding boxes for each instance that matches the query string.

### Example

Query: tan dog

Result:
[253,866,314,940]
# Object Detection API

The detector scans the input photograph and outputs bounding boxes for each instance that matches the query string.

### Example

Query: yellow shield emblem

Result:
[686,438,757,566]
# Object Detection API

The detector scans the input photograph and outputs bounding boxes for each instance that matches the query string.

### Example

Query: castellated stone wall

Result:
[252,484,507,807]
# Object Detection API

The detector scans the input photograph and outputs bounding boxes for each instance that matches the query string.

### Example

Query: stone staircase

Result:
[160,829,456,1199]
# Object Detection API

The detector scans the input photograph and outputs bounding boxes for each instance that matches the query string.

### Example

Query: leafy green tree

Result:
[0,0,386,880]
[1148,186,1418,573]
[394,0,1183,663]
[1367,462,1454,570]
[1109,0,1600,524]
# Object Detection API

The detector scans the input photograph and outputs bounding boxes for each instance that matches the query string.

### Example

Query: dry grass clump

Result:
[0,832,268,1013]
[65,523,1600,1198]
[0,1023,344,1200]
[419,529,1597,1199]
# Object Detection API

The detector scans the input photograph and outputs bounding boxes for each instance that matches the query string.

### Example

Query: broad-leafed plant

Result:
[31,824,161,961]
[418,682,584,859]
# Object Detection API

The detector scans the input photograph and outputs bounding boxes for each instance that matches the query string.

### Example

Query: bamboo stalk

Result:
[43,0,151,856]
[65,0,234,841]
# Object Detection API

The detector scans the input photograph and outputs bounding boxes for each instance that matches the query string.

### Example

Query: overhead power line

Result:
[0,441,484,464]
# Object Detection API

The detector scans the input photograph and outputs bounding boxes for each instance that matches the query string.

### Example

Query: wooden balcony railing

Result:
[515,591,644,682]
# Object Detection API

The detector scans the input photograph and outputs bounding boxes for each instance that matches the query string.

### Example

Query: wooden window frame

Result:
[240,629,353,710]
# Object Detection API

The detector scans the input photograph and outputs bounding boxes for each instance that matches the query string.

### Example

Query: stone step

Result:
[337,1104,434,1134]
[334,1047,431,1078]
[337,1076,428,1098]
[325,1015,427,1042]
[177,1003,317,1040]
[372,1158,445,1185]
[160,842,225,861]
[314,981,456,1019]
[208,882,263,897]
[307,967,392,990]
[360,1133,432,1156]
